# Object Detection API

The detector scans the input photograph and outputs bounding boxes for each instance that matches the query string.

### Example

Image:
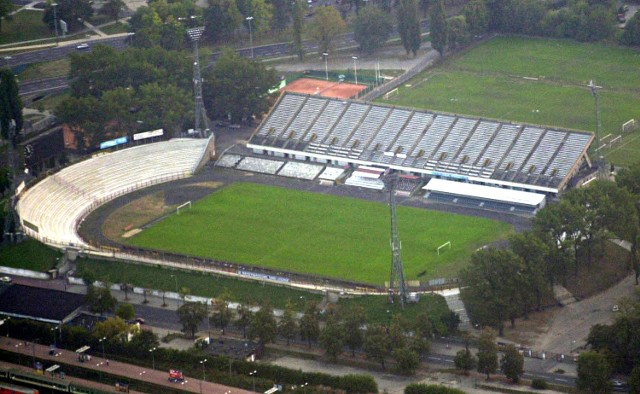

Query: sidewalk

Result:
[0,336,251,394]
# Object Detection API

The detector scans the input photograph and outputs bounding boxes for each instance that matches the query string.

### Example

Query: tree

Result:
[342,305,365,356]
[629,365,640,394]
[86,284,117,315]
[115,303,135,321]
[299,301,320,347]
[460,248,528,334]
[429,0,447,57]
[278,301,298,346]
[397,0,421,57]
[291,0,305,60]
[621,12,640,46]
[307,6,346,54]
[93,317,129,342]
[210,290,233,334]
[248,301,277,345]
[353,6,393,54]
[236,303,253,338]
[509,231,550,314]
[405,384,466,394]
[577,351,612,393]
[447,16,469,50]
[0,69,23,140]
[204,0,243,43]
[476,328,498,380]
[42,0,93,33]
[270,0,290,30]
[129,329,160,351]
[136,83,193,136]
[203,49,277,123]
[0,0,12,33]
[393,347,420,375]
[364,323,391,370]
[500,344,524,383]
[454,348,476,374]
[101,0,126,21]
[319,314,344,361]
[463,0,488,36]
[176,301,207,338]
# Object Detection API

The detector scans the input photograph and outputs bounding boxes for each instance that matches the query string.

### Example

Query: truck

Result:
[168,369,185,383]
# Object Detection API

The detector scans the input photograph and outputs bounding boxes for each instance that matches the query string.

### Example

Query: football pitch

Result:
[125,183,513,285]
[382,36,640,167]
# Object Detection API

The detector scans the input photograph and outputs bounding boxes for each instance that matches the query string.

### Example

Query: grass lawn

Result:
[339,293,450,325]
[0,10,53,45]
[0,239,62,272]
[383,36,640,166]
[33,92,69,112]
[99,22,129,35]
[76,258,323,310]
[125,183,512,285]
[18,58,70,81]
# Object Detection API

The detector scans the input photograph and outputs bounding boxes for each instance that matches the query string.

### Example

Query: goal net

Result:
[176,201,192,215]
[383,88,399,100]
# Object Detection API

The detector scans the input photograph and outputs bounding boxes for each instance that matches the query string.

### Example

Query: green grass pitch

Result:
[382,36,640,167]
[125,183,513,285]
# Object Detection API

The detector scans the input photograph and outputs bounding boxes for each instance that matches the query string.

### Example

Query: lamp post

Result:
[52,3,59,45]
[149,347,157,370]
[51,327,58,348]
[250,370,257,392]
[99,336,106,359]
[199,359,207,394]
[588,79,605,180]
[246,16,254,58]
[323,52,329,81]
[171,274,179,306]
[302,382,309,394]
[352,56,358,85]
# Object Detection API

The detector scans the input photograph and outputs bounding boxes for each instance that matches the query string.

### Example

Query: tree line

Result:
[54,45,275,151]
[461,173,640,336]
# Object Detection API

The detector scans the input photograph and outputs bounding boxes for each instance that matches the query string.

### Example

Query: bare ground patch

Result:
[102,191,173,240]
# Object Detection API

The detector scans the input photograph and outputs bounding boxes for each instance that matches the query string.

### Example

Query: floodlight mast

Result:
[187,26,211,138]
[2,121,23,245]
[384,170,408,308]
[588,80,606,180]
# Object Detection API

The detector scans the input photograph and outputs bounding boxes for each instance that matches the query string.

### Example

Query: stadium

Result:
[12,80,595,293]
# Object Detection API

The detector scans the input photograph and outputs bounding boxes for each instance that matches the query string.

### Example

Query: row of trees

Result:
[176,296,456,374]
[453,329,524,383]
[461,176,639,335]
[55,45,275,149]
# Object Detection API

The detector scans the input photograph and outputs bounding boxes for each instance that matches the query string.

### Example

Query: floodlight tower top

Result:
[187,26,205,42]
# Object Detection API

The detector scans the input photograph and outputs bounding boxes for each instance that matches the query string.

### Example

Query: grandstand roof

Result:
[423,178,546,207]
[248,93,594,193]
[0,284,85,324]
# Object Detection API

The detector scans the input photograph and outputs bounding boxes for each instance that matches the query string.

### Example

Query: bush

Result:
[405,383,466,394]
[531,379,549,389]
[338,374,378,393]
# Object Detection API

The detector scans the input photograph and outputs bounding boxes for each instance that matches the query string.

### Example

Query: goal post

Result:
[622,119,636,133]
[437,241,451,256]
[176,201,192,215]
[383,88,399,100]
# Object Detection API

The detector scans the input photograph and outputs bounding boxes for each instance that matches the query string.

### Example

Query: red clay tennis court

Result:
[281,77,367,99]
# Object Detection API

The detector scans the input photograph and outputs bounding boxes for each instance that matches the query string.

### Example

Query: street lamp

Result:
[170,274,179,306]
[250,370,257,392]
[323,52,329,81]
[199,359,207,394]
[588,79,605,180]
[52,3,59,45]
[50,326,58,348]
[149,347,157,370]
[246,16,254,58]
[98,336,106,359]
[352,56,358,85]
[302,382,309,394]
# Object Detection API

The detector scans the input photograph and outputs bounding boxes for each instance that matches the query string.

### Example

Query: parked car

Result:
[0,276,11,284]
[76,43,90,50]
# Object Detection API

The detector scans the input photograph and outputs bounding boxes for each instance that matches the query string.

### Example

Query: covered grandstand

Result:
[247,93,594,206]
[16,137,214,249]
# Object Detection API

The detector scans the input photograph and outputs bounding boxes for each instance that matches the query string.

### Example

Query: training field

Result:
[383,36,640,166]
[125,183,513,285]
